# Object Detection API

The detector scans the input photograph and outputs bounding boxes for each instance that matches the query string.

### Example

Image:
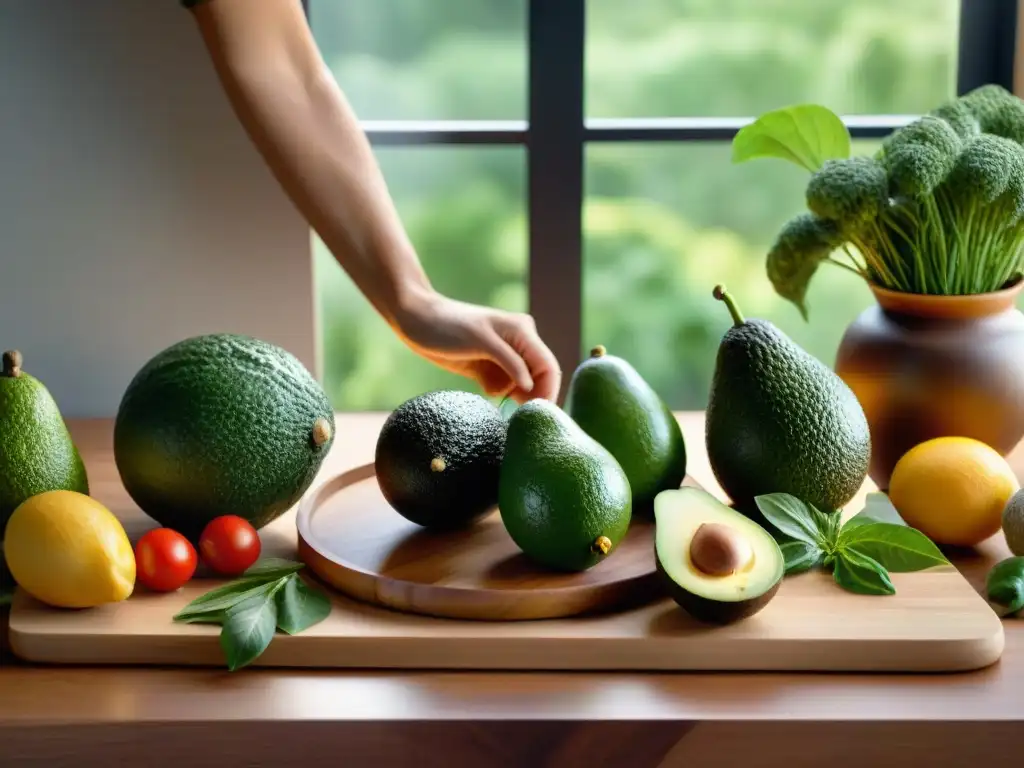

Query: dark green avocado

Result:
[565,344,686,514]
[499,398,631,572]
[705,285,871,514]
[113,333,335,539]
[654,486,784,624]
[375,390,507,529]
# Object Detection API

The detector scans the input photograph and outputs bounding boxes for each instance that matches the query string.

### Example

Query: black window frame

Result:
[308,0,1019,400]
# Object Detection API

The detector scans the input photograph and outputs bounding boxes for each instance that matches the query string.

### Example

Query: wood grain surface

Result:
[2,414,1024,768]
[295,463,700,621]
[7,416,1004,673]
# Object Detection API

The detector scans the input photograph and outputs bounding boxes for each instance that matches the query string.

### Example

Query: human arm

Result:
[185,0,560,401]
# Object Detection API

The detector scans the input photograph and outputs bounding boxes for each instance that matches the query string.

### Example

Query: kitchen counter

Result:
[2,414,1023,768]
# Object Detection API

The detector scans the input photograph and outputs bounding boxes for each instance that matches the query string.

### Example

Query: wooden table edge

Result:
[0,412,1022,735]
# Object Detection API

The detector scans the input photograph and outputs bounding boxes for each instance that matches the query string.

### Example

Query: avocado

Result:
[375,390,506,529]
[113,334,334,538]
[654,486,784,624]
[0,350,89,530]
[499,398,631,571]
[1002,488,1024,556]
[705,285,870,514]
[565,345,686,514]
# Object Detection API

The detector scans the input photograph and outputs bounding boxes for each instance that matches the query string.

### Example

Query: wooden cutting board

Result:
[6,416,1007,673]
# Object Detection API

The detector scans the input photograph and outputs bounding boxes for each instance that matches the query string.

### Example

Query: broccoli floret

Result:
[1001,148,1024,225]
[925,133,1024,292]
[805,156,888,237]
[929,100,981,140]
[945,133,1020,203]
[958,84,1024,143]
[879,115,962,197]
[765,212,844,319]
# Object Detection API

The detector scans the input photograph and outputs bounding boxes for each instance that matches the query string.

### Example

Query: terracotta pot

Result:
[834,279,1024,490]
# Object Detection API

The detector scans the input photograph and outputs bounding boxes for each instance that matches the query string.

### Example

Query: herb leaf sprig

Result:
[173,558,331,670]
[755,492,950,595]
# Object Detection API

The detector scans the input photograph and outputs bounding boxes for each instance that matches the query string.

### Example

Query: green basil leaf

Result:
[843,493,907,531]
[0,586,13,607]
[175,613,227,625]
[174,579,283,622]
[754,493,827,548]
[837,522,949,572]
[219,592,279,671]
[732,104,851,171]
[243,558,305,579]
[275,574,332,635]
[986,556,1024,617]
[780,540,822,575]
[815,507,843,549]
[833,548,896,596]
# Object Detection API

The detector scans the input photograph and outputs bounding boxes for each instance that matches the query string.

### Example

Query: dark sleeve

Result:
[181,0,210,7]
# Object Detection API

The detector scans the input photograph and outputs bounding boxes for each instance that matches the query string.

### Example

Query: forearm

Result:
[190,0,433,326]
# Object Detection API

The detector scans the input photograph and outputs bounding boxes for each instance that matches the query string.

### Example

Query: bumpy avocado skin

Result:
[113,333,334,538]
[565,349,687,514]
[0,364,89,531]
[499,398,632,572]
[706,318,871,514]
[375,390,507,529]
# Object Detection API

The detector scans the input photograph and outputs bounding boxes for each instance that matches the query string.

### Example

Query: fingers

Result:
[498,313,562,402]
[479,329,535,397]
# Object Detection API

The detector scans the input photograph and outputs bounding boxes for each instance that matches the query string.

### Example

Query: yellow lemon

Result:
[889,436,1020,547]
[3,490,136,608]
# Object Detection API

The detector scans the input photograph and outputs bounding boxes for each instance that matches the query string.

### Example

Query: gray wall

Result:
[0,1,318,418]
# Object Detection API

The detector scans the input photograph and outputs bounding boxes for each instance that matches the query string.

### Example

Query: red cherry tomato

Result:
[199,515,261,576]
[135,528,198,592]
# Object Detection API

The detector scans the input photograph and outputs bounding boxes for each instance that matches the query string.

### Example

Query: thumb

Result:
[481,331,534,395]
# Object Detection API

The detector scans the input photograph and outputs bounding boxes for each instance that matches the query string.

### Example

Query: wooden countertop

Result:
[2,414,1023,768]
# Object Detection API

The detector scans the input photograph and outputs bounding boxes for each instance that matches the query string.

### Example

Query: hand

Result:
[393,291,562,404]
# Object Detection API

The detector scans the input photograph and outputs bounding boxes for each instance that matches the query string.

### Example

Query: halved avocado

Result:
[654,487,784,624]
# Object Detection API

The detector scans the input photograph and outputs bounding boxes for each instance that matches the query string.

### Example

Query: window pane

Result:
[310,1,527,121]
[586,0,961,118]
[582,141,880,411]
[316,147,526,411]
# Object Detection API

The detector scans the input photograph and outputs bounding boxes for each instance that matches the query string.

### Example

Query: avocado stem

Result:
[591,535,612,556]
[712,285,745,327]
[311,417,332,447]
[590,345,606,358]
[2,350,22,378]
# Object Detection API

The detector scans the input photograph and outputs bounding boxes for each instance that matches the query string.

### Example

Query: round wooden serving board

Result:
[296,463,698,621]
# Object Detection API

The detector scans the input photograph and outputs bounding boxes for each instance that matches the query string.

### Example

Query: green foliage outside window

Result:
[311,0,962,410]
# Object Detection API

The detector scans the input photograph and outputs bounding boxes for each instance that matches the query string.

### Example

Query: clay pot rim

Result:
[868,276,1024,320]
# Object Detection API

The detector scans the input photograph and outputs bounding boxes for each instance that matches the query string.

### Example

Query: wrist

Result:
[390,277,441,334]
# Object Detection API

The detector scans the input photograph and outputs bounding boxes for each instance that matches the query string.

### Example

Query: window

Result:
[309,0,1018,411]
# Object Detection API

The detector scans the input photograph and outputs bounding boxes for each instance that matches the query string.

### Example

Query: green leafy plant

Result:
[735,85,1024,318]
[986,556,1024,617]
[754,492,950,595]
[173,557,331,671]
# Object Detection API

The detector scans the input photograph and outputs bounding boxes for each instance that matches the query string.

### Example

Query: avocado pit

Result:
[689,522,753,577]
